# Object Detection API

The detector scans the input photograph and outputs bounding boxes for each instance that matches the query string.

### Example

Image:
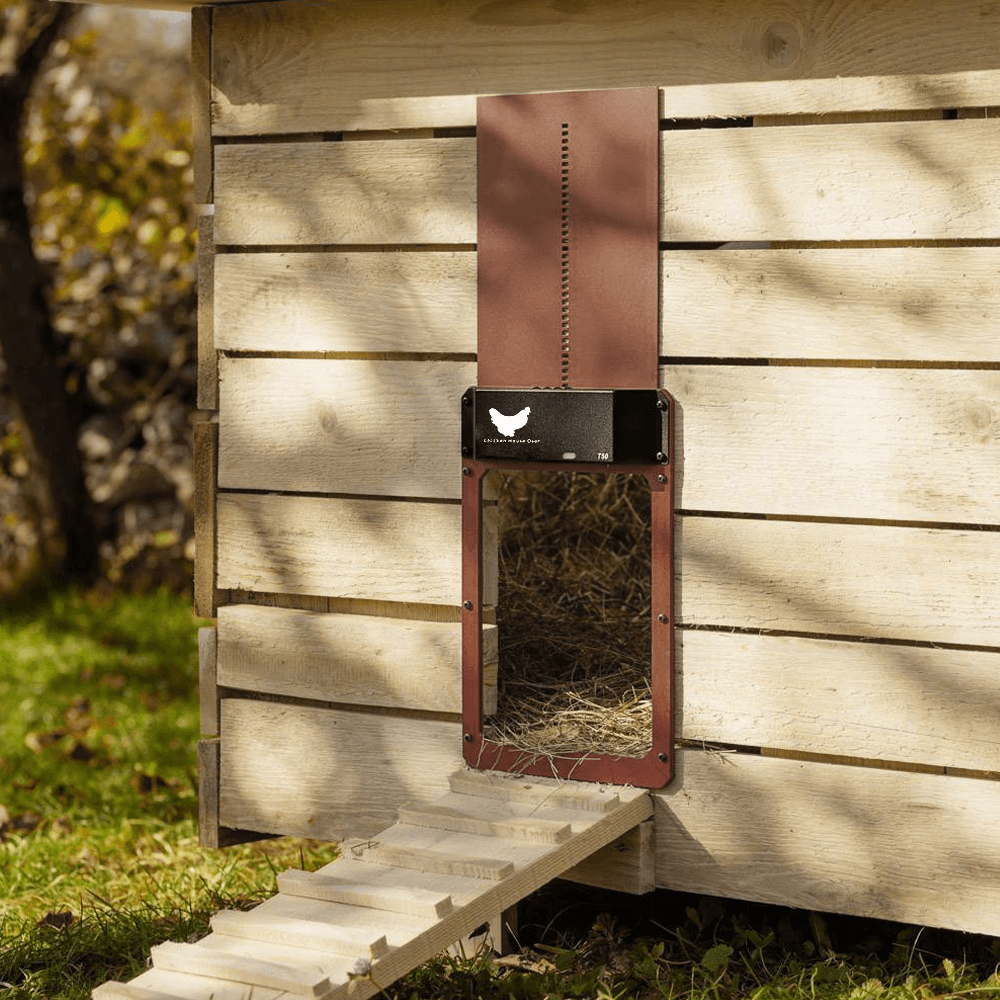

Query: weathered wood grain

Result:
[678,630,1000,772]
[211,0,1000,133]
[677,517,1000,646]
[218,699,462,837]
[214,138,475,246]
[214,121,1000,246]
[217,358,474,498]
[191,6,212,205]
[560,819,655,894]
[192,418,217,619]
[276,869,454,919]
[196,212,216,409]
[654,750,1000,935]
[215,604,497,714]
[216,698,1000,935]
[218,494,1000,645]
[214,251,476,354]
[216,247,1000,361]
[151,941,332,997]
[663,119,1000,241]
[197,738,221,848]
[665,366,1000,523]
[198,738,276,850]
[217,605,1000,770]
[198,626,218,737]
[217,358,1000,521]
[216,494,464,605]
[662,247,1000,361]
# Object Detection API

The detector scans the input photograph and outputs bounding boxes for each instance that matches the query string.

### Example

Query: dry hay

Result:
[484,470,653,760]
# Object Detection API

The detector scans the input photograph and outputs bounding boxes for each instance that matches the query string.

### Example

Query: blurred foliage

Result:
[0,16,197,593]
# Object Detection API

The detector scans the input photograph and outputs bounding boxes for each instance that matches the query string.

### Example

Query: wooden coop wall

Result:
[193,0,1000,934]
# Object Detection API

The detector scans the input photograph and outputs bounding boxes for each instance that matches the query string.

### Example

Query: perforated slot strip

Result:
[560,122,570,387]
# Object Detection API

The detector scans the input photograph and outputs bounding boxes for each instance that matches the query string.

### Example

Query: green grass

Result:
[0,585,337,998]
[0,586,998,1000]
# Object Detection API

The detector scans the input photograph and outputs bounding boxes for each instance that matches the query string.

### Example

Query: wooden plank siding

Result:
[214,251,476,355]
[217,495,1000,647]
[215,247,1000,361]
[217,700,1000,935]
[215,604,498,715]
[219,698,462,838]
[218,359,1000,522]
[202,0,1000,930]
[210,0,1000,133]
[214,121,1000,246]
[214,606,1000,774]
[677,631,1000,773]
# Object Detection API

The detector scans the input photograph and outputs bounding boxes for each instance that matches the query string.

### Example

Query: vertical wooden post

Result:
[193,417,218,619]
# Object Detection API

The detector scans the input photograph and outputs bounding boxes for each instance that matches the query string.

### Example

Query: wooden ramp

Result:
[93,769,652,1000]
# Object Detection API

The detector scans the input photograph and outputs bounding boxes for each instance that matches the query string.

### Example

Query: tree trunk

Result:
[0,2,98,583]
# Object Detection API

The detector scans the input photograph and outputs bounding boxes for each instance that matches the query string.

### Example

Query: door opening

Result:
[484,469,653,760]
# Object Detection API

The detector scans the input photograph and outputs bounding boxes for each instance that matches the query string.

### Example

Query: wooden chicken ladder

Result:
[93,769,652,1000]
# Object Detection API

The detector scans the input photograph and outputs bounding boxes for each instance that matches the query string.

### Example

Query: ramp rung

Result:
[358,844,515,880]
[150,941,332,998]
[277,869,453,919]
[210,908,390,959]
[448,770,621,812]
[398,802,572,843]
[95,771,652,1000]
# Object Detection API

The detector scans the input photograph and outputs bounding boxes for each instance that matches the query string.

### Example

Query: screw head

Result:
[657,752,668,763]
[463,600,473,610]
[658,614,668,624]
[464,733,473,742]
[656,399,667,410]
[656,473,666,483]
[656,451,667,463]
[462,395,472,406]
[462,466,471,475]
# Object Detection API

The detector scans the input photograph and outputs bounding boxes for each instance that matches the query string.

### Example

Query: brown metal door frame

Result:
[466,86,673,787]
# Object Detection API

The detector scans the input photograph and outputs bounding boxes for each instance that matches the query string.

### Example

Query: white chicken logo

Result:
[489,406,531,437]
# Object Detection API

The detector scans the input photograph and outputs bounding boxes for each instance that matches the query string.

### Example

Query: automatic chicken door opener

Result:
[461,88,675,788]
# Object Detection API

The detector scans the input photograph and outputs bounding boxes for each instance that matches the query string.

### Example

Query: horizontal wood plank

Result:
[678,630,1000,772]
[216,247,1000,361]
[663,119,1000,241]
[214,121,1000,246]
[666,366,1000,522]
[214,252,476,354]
[219,699,462,837]
[663,247,1000,361]
[654,750,1000,935]
[276,869,454,919]
[218,359,1000,522]
[211,0,1000,133]
[397,803,572,844]
[209,909,389,959]
[216,494,464,605]
[216,604,497,713]
[150,941,331,997]
[218,358,474,498]
[218,495,1000,645]
[214,139,475,246]
[677,518,1000,646]
[217,605,1000,770]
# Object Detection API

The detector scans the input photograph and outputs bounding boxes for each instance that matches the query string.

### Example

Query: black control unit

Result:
[461,387,668,464]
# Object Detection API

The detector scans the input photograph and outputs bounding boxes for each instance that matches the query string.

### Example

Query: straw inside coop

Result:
[484,470,653,759]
